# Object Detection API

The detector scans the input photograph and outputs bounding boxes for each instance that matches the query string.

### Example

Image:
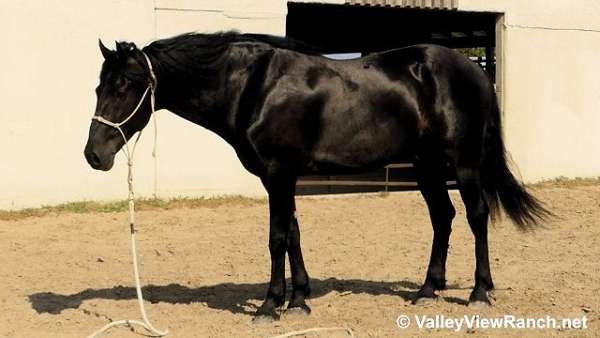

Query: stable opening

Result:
[286,2,503,195]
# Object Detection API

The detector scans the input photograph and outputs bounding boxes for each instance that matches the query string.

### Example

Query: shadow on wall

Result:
[27,278,469,316]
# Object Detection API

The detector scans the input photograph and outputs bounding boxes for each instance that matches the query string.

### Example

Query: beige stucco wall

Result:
[1,0,599,209]
[0,0,157,209]
[461,0,600,180]
[0,0,286,209]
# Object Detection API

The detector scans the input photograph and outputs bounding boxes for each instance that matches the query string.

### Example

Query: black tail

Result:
[481,94,551,230]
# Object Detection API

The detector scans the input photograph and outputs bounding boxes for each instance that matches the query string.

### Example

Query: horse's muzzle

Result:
[84,145,115,171]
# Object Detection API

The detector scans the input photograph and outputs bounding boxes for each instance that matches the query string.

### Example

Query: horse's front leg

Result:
[286,203,311,315]
[254,170,296,322]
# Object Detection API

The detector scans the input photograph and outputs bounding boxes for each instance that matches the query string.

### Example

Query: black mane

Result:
[142,31,320,80]
[240,33,321,54]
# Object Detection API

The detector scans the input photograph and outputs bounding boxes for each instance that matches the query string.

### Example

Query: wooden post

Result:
[385,166,390,192]
[486,45,495,82]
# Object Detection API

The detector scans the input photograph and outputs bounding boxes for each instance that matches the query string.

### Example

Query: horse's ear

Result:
[98,39,114,60]
[115,41,137,59]
[116,41,125,57]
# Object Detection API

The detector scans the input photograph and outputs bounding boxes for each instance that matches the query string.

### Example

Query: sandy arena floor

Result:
[0,185,598,337]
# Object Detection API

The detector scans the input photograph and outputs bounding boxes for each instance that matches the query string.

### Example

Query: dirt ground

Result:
[0,184,599,337]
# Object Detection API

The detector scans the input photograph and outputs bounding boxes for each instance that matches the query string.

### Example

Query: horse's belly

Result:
[308,119,416,172]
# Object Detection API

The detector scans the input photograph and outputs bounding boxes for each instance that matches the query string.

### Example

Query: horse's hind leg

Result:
[285,204,311,315]
[455,165,494,307]
[414,155,456,303]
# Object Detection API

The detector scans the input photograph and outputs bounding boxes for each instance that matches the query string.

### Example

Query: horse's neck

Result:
[153,44,270,144]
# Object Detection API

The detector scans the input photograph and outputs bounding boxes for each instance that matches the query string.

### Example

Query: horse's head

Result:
[84,40,155,171]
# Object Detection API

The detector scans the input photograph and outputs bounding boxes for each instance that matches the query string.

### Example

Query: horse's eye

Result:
[115,75,130,94]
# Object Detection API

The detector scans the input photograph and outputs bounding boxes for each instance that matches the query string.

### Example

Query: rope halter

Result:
[91,52,157,164]
[86,51,167,338]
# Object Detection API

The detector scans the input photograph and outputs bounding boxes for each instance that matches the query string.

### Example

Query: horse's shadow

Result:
[28,278,456,316]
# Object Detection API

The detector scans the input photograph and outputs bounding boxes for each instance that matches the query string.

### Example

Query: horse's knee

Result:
[442,203,456,223]
[287,217,300,245]
[431,201,455,232]
[269,233,288,255]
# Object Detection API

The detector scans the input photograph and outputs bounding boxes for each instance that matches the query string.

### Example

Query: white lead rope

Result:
[269,327,354,338]
[87,52,167,338]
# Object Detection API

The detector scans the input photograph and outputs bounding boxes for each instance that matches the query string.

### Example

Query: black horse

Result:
[84,32,548,321]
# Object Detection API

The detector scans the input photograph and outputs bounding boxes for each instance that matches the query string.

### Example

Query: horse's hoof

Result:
[253,304,280,324]
[285,304,311,317]
[468,300,491,310]
[252,314,278,325]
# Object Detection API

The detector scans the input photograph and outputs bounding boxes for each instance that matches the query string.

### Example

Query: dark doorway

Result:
[286,2,500,195]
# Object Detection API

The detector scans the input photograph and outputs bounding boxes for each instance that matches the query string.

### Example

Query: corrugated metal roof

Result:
[345,0,458,10]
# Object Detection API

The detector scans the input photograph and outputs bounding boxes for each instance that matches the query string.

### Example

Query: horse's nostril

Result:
[91,152,102,167]
[85,150,102,168]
